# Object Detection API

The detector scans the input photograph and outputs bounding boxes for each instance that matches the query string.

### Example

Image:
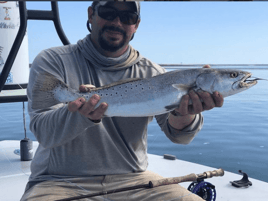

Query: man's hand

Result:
[174,90,224,116]
[68,84,108,121]
[175,64,223,116]
[168,64,224,130]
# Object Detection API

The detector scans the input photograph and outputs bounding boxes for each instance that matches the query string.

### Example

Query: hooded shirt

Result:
[27,34,203,183]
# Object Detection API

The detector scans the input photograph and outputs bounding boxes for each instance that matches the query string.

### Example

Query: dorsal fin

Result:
[90,78,143,91]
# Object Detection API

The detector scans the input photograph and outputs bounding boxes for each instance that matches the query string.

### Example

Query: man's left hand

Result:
[175,64,224,116]
[174,89,224,116]
[168,64,224,130]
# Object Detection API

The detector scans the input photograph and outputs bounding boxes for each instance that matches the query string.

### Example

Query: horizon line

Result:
[159,64,268,66]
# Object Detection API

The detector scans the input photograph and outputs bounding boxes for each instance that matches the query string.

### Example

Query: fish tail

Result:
[31,72,68,109]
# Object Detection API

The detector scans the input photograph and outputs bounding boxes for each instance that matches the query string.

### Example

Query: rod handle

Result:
[201,168,225,178]
[149,173,197,188]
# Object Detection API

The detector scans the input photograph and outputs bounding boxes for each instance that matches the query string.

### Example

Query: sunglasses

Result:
[97,6,139,25]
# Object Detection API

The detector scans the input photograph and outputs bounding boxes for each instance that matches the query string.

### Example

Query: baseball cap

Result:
[88,1,140,40]
[92,1,140,16]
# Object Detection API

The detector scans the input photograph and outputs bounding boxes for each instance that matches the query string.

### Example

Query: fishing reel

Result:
[188,179,216,201]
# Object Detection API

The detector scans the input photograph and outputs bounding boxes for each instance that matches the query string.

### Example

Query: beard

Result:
[98,25,128,52]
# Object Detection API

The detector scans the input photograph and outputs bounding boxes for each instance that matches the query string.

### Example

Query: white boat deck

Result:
[1,140,268,201]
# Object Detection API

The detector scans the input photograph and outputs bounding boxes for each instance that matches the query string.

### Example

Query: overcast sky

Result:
[25,1,268,65]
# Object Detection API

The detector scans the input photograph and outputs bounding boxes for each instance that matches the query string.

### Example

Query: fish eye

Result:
[230,72,238,78]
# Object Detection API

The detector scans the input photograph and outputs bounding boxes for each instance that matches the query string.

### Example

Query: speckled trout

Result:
[31,68,260,116]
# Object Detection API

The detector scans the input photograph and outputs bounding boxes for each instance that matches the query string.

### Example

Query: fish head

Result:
[196,69,257,97]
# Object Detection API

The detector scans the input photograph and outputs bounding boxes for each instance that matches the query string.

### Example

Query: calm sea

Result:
[0,66,267,182]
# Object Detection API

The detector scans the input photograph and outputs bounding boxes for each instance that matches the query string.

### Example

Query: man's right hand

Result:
[68,84,108,121]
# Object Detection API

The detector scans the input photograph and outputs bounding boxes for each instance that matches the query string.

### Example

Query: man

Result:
[22,1,223,201]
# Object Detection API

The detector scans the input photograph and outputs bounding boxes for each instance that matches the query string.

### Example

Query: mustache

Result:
[102,26,126,36]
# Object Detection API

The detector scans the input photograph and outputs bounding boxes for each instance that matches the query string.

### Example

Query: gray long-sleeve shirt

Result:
[27,35,203,182]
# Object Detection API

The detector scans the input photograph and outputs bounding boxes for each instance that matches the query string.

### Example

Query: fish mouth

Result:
[239,73,258,88]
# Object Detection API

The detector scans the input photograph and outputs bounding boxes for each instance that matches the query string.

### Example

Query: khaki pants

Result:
[21,171,204,201]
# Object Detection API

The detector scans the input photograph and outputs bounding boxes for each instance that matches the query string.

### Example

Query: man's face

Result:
[88,2,140,54]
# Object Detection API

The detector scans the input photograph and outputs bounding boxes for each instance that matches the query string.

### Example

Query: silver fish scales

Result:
[31,68,258,117]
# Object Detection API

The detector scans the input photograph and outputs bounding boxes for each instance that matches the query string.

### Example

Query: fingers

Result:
[68,97,86,112]
[78,94,99,116]
[68,94,108,121]
[176,91,204,115]
[203,64,211,68]
[79,94,108,120]
[87,102,108,120]
[188,90,203,114]
[79,84,96,92]
[197,90,215,111]
[69,84,107,121]
[176,94,190,116]
[176,90,224,115]
[212,91,224,107]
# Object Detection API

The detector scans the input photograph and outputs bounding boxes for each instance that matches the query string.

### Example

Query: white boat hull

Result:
[0,140,267,201]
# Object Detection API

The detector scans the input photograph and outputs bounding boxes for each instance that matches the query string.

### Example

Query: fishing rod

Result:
[55,168,224,201]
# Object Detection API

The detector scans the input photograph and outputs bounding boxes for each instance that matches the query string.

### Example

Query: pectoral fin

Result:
[165,84,192,111]
[172,84,192,91]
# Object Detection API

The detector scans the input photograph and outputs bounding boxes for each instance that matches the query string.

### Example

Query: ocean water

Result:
[0,66,267,183]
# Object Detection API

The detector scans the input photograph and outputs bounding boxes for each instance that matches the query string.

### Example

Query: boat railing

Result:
[0,1,70,104]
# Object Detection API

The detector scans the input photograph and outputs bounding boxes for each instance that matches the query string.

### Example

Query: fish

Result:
[31,68,259,116]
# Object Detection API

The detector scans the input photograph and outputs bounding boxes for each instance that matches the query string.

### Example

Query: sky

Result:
[24,1,268,65]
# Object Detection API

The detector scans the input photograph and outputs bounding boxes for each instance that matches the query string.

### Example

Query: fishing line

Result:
[247,77,268,81]
[11,79,25,90]
[148,131,159,150]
